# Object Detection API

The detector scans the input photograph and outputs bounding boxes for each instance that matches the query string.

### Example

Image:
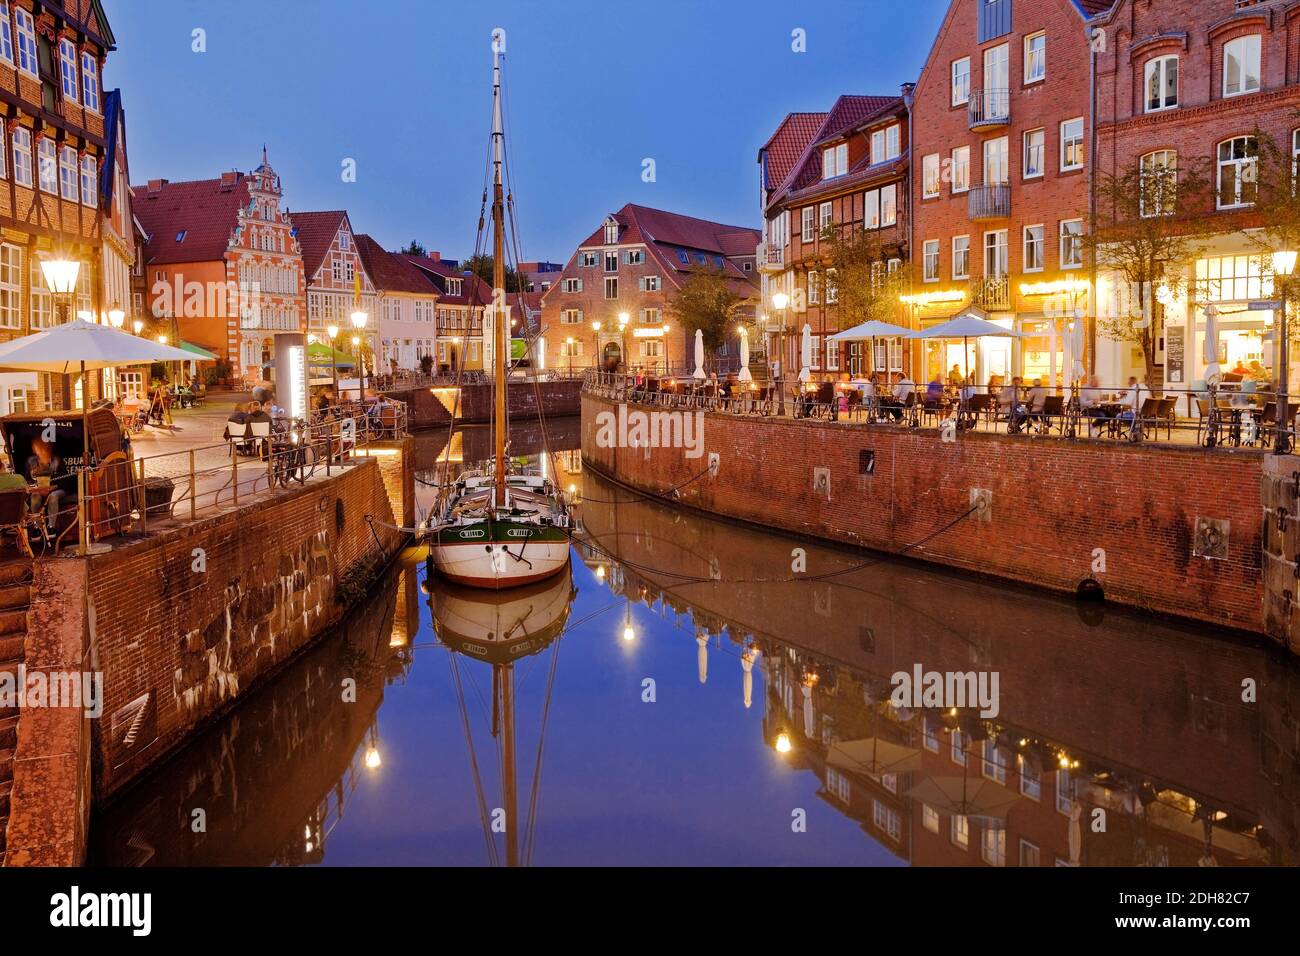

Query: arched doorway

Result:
[602,341,622,371]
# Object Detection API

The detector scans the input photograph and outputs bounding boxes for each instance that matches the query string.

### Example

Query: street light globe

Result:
[661,324,670,334]
[771,291,789,311]
[107,308,125,328]
[327,324,339,340]
[350,309,368,329]
[351,335,360,347]
[775,732,792,754]
[591,320,602,332]
[132,320,143,335]
[40,258,80,296]
[157,334,168,345]
[622,623,635,642]
[1273,250,1299,277]
[364,747,382,770]
[618,311,629,326]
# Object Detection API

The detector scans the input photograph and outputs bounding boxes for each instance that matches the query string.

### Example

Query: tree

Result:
[1084,155,1214,385]
[400,239,426,256]
[666,268,746,364]
[1243,126,1300,348]
[825,224,905,328]
[460,254,527,293]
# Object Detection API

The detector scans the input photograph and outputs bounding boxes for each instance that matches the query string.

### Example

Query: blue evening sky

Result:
[103,0,944,262]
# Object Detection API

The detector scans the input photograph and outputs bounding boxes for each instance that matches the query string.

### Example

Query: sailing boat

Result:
[427,569,575,866]
[426,37,571,589]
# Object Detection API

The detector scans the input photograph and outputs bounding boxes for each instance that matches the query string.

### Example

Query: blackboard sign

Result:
[1166,325,1185,384]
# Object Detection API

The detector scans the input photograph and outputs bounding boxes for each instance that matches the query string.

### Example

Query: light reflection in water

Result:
[90,420,1300,867]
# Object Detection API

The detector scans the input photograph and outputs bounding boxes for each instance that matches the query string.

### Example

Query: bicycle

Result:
[270,420,320,487]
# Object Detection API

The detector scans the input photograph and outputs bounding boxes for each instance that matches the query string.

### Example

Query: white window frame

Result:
[951,57,970,106]
[37,137,56,194]
[984,135,1009,185]
[0,3,13,65]
[981,826,1007,867]
[81,51,100,113]
[1140,149,1177,217]
[1023,224,1044,273]
[923,239,940,282]
[951,814,969,848]
[1024,32,1046,84]
[951,146,970,193]
[801,206,815,243]
[984,229,1009,277]
[1223,35,1261,98]
[579,251,597,267]
[1217,135,1257,209]
[14,6,36,76]
[604,221,619,244]
[952,235,970,280]
[604,276,617,299]
[1060,118,1085,171]
[819,201,832,233]
[822,142,847,179]
[1019,756,1042,800]
[1144,54,1178,112]
[59,38,78,103]
[863,190,880,229]
[11,128,31,189]
[1060,219,1083,269]
[1020,838,1040,867]
[0,243,21,329]
[880,184,897,226]
[807,270,821,305]
[58,145,77,200]
[563,277,582,293]
[922,153,940,198]
[1023,128,1044,179]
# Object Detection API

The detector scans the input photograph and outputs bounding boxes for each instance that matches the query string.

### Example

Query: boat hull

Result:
[430,519,570,590]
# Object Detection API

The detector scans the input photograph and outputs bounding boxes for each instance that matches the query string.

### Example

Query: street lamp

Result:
[771,291,789,416]
[617,311,629,371]
[107,307,125,329]
[327,323,340,407]
[565,336,575,377]
[132,319,144,335]
[1273,250,1297,454]
[350,309,369,397]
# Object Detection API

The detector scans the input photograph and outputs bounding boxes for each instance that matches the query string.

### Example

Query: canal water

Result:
[90,418,1300,866]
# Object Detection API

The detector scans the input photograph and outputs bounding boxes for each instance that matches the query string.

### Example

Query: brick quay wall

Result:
[384,378,582,429]
[581,393,1267,639]
[86,445,412,801]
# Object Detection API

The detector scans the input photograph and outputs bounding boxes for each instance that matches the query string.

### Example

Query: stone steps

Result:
[0,584,30,611]
[0,555,30,867]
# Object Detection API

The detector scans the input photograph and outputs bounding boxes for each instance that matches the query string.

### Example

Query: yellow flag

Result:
[353,271,361,301]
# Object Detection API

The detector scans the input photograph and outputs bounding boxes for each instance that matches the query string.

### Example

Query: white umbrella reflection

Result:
[798,323,812,383]
[693,328,706,381]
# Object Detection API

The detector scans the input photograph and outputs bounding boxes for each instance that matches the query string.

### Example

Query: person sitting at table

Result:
[1247,360,1268,382]
[1024,378,1050,427]
[948,364,963,386]
[1000,376,1024,428]
[1229,360,1250,377]
[26,437,71,533]
[861,372,878,402]
[884,373,914,421]
[987,374,1002,398]
[959,376,978,403]
[1116,376,1149,426]
[1079,375,1110,435]
[926,374,944,401]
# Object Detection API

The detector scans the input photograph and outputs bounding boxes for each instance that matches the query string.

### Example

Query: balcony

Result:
[968,183,1011,220]
[757,241,785,274]
[973,275,1011,311]
[968,89,1010,131]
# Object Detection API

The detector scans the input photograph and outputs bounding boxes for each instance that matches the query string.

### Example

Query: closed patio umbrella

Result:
[693,328,705,381]
[737,325,752,382]
[1203,304,1221,384]
[696,630,708,684]
[798,323,812,383]
[0,318,201,554]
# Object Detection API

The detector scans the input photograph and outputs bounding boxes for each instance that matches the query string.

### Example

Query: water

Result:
[90,418,1300,866]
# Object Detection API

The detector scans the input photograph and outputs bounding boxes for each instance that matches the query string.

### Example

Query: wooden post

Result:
[189,450,197,521]
[232,451,239,506]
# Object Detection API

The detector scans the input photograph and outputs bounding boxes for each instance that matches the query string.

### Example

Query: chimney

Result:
[146,178,168,194]
[219,170,240,190]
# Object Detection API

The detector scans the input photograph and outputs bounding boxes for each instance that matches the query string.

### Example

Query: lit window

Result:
[1023,128,1044,179]
[1217,136,1257,208]
[922,803,940,833]
[880,184,897,226]
[1060,118,1085,171]
[819,201,833,232]
[923,239,940,282]
[1145,55,1178,111]
[1223,35,1261,97]
[923,153,940,198]
[822,142,847,179]
[951,146,970,193]
[984,136,1009,185]
[981,826,1007,866]
[863,190,880,229]
[1060,219,1083,268]
[951,814,969,848]
[952,235,970,279]
[1140,149,1177,217]
[1024,32,1046,83]
[951,57,970,106]
[1023,224,1044,272]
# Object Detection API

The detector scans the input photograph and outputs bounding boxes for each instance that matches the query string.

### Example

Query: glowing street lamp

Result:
[350,309,369,396]
[327,324,340,405]
[132,319,144,335]
[771,291,790,415]
[107,307,125,329]
[565,335,575,377]
[774,732,792,754]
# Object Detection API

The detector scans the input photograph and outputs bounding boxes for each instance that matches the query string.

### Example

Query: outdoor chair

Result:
[1153,396,1178,441]
[1037,395,1065,434]
[0,488,43,558]
[248,420,272,458]
[1134,398,1162,442]
[227,421,250,458]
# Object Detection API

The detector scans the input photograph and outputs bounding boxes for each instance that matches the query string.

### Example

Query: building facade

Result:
[295,210,376,374]
[910,0,1097,386]
[540,203,759,374]
[0,0,115,413]
[760,95,912,380]
[133,150,306,384]
[354,233,438,374]
[403,253,491,373]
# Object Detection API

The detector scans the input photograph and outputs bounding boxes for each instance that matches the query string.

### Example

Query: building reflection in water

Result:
[575,468,1299,867]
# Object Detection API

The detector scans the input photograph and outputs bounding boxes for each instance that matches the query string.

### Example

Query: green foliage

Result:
[400,239,427,256]
[460,254,527,293]
[665,267,746,358]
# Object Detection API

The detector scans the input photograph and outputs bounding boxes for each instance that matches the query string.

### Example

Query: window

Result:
[1060,118,1085,171]
[922,803,940,833]
[1145,55,1178,111]
[923,153,940,198]
[604,251,618,272]
[58,145,76,200]
[0,243,20,329]
[1056,769,1075,814]
[1020,839,1040,867]
[1024,32,1046,83]
[59,38,78,102]
[81,52,100,112]
[604,220,619,244]
[604,277,617,299]
[1140,149,1177,217]
[624,249,644,265]
[825,339,838,371]
[1217,136,1257,208]
[562,277,582,292]
[951,814,969,848]
[1023,128,1044,179]
[14,6,35,75]
[0,4,12,64]
[873,801,901,841]
[1196,254,1272,302]
[985,230,1008,276]
[445,278,463,296]
[1019,757,1041,800]
[951,146,970,193]
[0,127,5,179]
[345,262,354,282]
[640,275,661,292]
[29,257,52,327]
[1223,35,1261,97]
[863,190,880,229]
[819,201,832,233]
[11,127,31,188]
[640,307,661,324]
[808,270,821,304]
[37,138,55,193]
[981,826,1007,866]
[923,239,940,282]
[982,740,1008,784]
[880,184,897,226]
[871,124,900,163]
[951,730,967,766]
[822,143,847,179]
[825,269,838,303]
[953,235,970,279]
[984,136,1008,184]
[331,260,341,282]
[951,57,970,105]
[1023,225,1044,272]
[579,251,597,267]
[801,207,815,243]
[1060,219,1083,268]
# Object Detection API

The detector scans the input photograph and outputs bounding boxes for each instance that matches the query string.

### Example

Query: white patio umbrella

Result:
[801,682,814,738]
[0,318,199,553]
[1203,304,1221,384]
[692,328,706,381]
[829,319,912,381]
[798,323,812,383]
[741,648,758,710]
[696,630,709,684]
[737,325,752,382]
[909,313,1022,385]
[1067,309,1086,384]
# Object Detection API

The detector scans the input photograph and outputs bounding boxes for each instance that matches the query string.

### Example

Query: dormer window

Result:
[175,230,186,243]
[446,278,463,296]
[604,219,619,244]
[822,143,848,179]
[340,232,350,251]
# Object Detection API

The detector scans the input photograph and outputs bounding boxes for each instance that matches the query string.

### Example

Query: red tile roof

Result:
[291,210,348,279]
[760,112,827,192]
[399,255,493,306]
[354,234,438,296]
[816,95,896,146]
[132,175,250,265]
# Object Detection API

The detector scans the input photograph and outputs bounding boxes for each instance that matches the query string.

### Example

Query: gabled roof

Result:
[291,210,349,279]
[399,255,493,306]
[132,175,250,265]
[579,204,759,257]
[760,112,828,192]
[1073,0,1116,16]
[815,95,896,147]
[354,234,438,296]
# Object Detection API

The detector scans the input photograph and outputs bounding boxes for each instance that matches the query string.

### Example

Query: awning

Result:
[179,340,218,360]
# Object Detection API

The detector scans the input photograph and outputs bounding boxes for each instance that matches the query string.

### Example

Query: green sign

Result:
[510,338,528,360]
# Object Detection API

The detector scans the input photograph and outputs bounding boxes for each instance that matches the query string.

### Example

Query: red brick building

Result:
[910,0,1098,386]
[401,253,491,372]
[759,95,912,379]
[1090,0,1300,389]
[541,203,759,374]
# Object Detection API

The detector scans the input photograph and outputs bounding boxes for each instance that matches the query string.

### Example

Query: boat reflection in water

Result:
[424,567,576,866]
[575,467,1300,867]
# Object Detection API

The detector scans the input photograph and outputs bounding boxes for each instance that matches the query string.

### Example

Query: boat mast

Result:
[501,661,519,867]
[491,40,507,510]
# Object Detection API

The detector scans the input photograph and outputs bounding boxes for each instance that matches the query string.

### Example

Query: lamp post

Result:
[327,324,339,406]
[591,320,602,373]
[350,308,369,397]
[565,336,575,377]
[661,322,671,375]
[618,311,630,372]
[39,255,91,553]
[771,291,789,416]
[132,319,143,336]
[1273,250,1297,454]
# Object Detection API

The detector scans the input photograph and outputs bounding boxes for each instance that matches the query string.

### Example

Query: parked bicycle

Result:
[270,419,320,487]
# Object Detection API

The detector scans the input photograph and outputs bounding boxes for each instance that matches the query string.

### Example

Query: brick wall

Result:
[384,379,581,428]
[582,392,1264,633]
[87,457,404,799]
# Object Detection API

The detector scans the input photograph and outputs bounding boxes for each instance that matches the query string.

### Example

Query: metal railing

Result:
[973,274,1011,310]
[968,183,1011,220]
[583,370,1290,452]
[968,88,1010,129]
[757,241,785,272]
